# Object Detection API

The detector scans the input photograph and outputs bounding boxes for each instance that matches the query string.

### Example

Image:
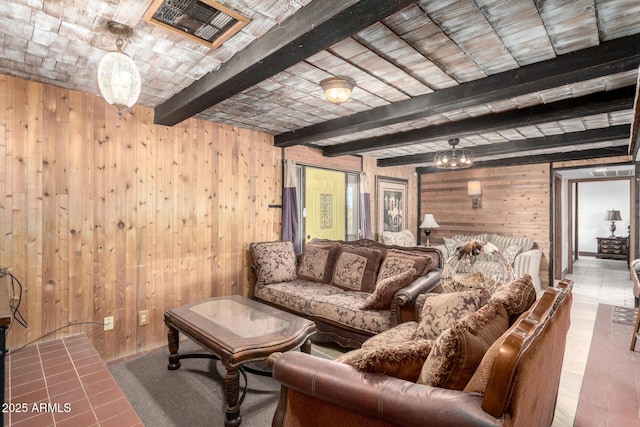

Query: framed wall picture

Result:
[376,176,408,236]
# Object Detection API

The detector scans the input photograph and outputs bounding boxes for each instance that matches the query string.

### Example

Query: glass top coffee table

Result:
[164,295,316,427]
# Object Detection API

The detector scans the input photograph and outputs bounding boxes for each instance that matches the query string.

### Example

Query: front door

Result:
[305,168,346,243]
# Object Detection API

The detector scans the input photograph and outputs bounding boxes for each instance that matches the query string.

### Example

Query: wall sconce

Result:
[419,214,440,246]
[468,181,482,208]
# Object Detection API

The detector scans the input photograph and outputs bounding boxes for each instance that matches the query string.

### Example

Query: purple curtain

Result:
[359,172,372,239]
[282,160,300,253]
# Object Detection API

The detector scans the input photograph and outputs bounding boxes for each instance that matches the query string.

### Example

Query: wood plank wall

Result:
[420,163,550,288]
[0,74,283,361]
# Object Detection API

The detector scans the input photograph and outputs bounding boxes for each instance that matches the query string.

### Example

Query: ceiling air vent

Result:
[144,0,250,49]
[590,168,633,178]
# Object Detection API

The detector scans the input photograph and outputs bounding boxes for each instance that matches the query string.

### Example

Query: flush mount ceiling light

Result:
[319,76,356,104]
[434,138,474,169]
[97,20,141,117]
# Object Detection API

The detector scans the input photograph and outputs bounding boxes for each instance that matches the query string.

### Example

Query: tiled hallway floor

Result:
[554,256,638,426]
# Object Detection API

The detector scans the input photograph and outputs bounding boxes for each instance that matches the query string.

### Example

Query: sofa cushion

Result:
[250,241,297,286]
[311,292,392,334]
[414,288,490,340]
[491,274,536,323]
[502,244,523,265]
[417,300,509,390]
[361,321,418,348]
[331,246,383,292]
[336,339,434,382]
[297,241,340,284]
[254,279,345,313]
[377,250,434,283]
[361,268,416,310]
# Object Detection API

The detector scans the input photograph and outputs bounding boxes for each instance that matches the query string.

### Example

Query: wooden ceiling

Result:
[1,0,639,171]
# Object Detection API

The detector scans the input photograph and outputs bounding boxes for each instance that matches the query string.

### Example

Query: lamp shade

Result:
[419,214,440,229]
[468,181,482,196]
[605,210,622,221]
[98,50,141,112]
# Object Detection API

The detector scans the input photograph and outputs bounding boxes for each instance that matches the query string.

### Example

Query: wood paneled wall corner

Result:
[0,74,282,361]
[420,164,551,288]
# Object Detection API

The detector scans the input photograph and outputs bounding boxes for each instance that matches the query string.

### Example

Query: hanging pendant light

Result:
[97,21,141,117]
[434,138,474,169]
[319,76,356,104]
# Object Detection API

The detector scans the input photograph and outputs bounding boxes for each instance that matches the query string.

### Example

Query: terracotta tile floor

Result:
[4,334,142,426]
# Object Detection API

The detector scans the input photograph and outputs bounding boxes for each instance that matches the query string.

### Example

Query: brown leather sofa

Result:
[268,279,573,427]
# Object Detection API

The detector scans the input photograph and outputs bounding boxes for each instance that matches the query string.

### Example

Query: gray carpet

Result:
[109,341,281,427]
[109,341,337,427]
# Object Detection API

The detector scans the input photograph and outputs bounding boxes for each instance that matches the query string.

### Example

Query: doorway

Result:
[297,166,360,248]
[553,164,635,279]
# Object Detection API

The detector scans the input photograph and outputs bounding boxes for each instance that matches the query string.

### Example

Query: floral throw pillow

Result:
[331,246,382,292]
[414,288,490,340]
[417,301,509,390]
[491,274,536,323]
[376,251,434,283]
[250,241,297,286]
[361,268,416,310]
[297,242,340,284]
[336,339,434,382]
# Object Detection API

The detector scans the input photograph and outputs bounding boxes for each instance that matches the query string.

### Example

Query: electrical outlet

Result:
[138,310,149,326]
[104,316,114,331]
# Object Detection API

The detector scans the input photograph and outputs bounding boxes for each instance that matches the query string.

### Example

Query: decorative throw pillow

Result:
[331,246,383,292]
[336,339,434,382]
[361,268,416,310]
[417,301,509,390]
[361,321,418,349]
[502,244,522,265]
[249,241,297,286]
[376,250,435,283]
[414,288,490,340]
[464,310,529,394]
[491,274,536,323]
[297,242,340,284]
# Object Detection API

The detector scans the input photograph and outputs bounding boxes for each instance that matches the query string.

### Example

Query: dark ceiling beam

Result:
[377,125,631,167]
[274,33,640,147]
[153,0,418,126]
[324,85,634,157]
[416,146,630,174]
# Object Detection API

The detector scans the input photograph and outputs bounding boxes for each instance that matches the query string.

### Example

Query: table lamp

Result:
[419,214,440,246]
[605,209,622,237]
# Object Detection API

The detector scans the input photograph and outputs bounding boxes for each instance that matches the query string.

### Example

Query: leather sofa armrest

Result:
[513,249,543,293]
[269,351,501,427]
[390,269,442,325]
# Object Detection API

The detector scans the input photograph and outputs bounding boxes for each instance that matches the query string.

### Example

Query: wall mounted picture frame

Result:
[376,176,408,236]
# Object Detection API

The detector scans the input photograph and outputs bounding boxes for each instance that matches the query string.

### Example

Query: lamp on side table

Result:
[419,214,440,247]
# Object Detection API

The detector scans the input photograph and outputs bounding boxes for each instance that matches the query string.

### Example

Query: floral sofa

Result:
[269,277,574,426]
[249,239,443,348]
[434,233,543,293]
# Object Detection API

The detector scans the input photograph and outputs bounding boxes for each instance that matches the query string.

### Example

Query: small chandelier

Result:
[319,76,356,104]
[434,138,474,169]
[97,21,141,117]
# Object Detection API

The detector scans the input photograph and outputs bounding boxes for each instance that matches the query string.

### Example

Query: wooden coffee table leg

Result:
[301,337,311,354]
[224,367,242,427]
[167,325,181,370]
